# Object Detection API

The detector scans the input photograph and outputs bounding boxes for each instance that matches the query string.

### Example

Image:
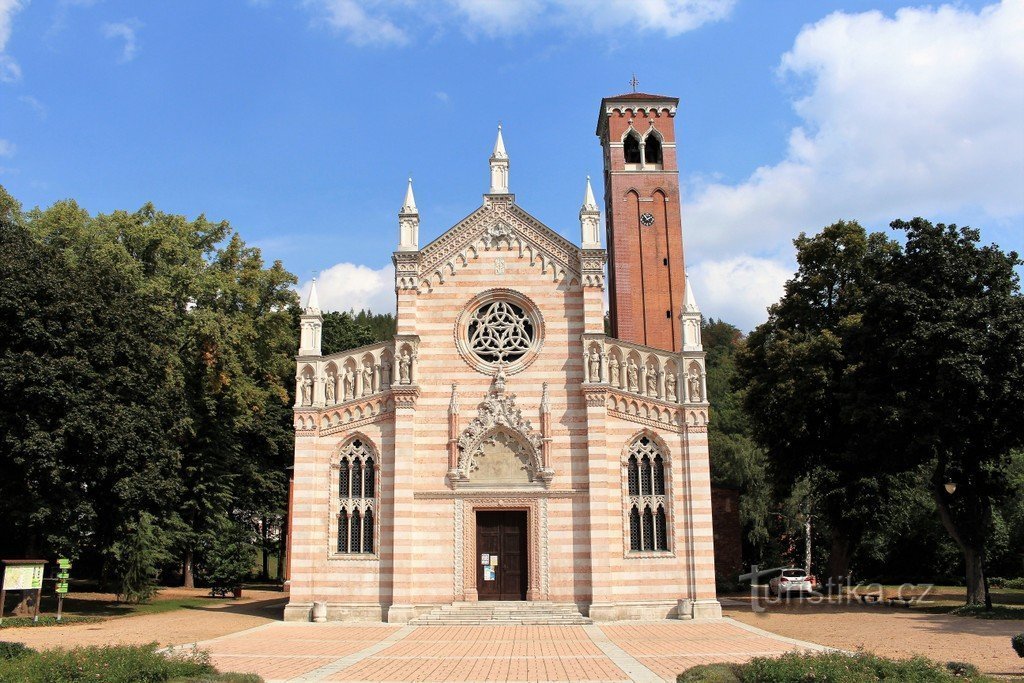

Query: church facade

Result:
[286,92,721,623]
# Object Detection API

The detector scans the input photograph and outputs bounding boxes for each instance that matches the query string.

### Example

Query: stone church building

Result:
[286,92,722,623]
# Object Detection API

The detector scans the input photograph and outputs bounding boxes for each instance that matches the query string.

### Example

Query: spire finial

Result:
[489,124,510,194]
[491,123,507,159]
[401,175,417,214]
[305,277,321,313]
[630,73,639,92]
[582,175,598,211]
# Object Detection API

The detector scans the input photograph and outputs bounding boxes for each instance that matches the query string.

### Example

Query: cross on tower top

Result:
[629,73,639,92]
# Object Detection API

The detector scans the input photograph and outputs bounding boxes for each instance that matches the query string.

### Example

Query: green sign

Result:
[2,564,44,591]
[57,558,71,570]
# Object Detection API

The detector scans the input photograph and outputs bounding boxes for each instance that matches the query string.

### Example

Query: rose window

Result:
[467,301,535,364]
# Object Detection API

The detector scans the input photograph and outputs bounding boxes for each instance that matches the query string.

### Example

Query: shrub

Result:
[1012,633,1024,658]
[946,661,980,678]
[677,663,741,681]
[679,651,993,682]
[0,642,33,660]
[1005,577,1024,590]
[0,642,212,682]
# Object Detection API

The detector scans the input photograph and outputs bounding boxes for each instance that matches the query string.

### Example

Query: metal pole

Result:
[33,587,41,623]
[804,514,813,576]
[57,593,63,622]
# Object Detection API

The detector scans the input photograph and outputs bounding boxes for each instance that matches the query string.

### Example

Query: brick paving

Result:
[196,619,823,682]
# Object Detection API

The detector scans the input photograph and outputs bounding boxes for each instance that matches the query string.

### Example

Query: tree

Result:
[0,195,184,572]
[855,218,1024,605]
[703,319,773,557]
[737,221,899,586]
[0,184,299,595]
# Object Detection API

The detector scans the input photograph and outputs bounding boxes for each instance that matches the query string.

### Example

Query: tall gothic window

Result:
[626,435,670,552]
[623,132,642,165]
[644,134,663,165]
[336,438,377,554]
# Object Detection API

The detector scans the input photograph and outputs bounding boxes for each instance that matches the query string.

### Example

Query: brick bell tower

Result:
[597,91,686,352]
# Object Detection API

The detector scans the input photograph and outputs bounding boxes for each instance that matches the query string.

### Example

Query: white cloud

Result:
[102,19,142,63]
[0,0,24,82]
[680,0,1024,330]
[685,1,1024,261]
[19,94,47,118]
[688,256,790,331]
[301,262,396,315]
[303,0,733,45]
[305,0,408,47]
[0,139,15,157]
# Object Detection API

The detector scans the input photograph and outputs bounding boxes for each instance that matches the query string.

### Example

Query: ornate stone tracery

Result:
[448,375,552,487]
[467,300,535,364]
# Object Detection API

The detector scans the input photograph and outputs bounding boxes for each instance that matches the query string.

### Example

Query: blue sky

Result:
[1,0,1021,330]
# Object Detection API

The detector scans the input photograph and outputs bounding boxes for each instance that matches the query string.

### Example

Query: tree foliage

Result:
[0,184,298,594]
[854,218,1024,604]
[737,221,899,584]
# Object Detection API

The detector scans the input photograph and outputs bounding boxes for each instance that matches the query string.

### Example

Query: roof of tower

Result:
[581,175,599,212]
[596,93,679,136]
[604,92,678,102]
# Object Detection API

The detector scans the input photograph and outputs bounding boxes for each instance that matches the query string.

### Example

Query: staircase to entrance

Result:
[409,601,592,625]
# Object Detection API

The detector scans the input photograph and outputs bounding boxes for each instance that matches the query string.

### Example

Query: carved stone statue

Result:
[609,357,620,387]
[361,364,372,395]
[343,367,355,399]
[688,368,702,402]
[398,351,411,384]
[588,349,601,383]
[627,360,639,393]
[494,362,507,393]
[646,369,657,397]
[665,371,677,401]
[325,373,336,404]
[300,376,312,406]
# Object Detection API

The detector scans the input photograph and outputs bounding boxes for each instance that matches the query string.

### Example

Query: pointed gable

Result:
[416,195,581,291]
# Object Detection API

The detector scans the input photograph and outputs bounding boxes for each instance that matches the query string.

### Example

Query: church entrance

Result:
[475,511,527,600]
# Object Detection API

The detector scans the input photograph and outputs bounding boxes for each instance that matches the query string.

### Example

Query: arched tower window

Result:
[644,134,663,166]
[334,438,378,554]
[624,435,670,552]
[623,132,641,165]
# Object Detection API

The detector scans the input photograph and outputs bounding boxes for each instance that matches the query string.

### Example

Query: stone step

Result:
[409,601,593,626]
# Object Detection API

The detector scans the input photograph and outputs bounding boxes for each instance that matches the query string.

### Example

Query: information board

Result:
[2,564,44,591]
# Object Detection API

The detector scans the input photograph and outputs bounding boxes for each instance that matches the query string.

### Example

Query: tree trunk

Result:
[932,476,987,606]
[261,516,270,581]
[962,548,986,606]
[804,516,813,576]
[826,530,851,593]
[182,549,194,589]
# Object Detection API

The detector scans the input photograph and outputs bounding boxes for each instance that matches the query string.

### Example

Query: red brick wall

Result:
[711,486,742,582]
[599,99,686,352]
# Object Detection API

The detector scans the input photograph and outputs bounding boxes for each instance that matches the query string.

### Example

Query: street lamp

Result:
[944,481,958,495]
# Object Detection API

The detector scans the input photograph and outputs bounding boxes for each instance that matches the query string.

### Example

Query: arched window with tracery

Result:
[625,435,670,552]
[335,438,377,554]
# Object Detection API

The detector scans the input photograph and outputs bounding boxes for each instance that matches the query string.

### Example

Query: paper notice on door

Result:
[489,556,498,566]
[481,553,490,565]
[483,567,495,581]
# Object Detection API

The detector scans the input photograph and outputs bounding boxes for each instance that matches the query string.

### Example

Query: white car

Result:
[769,568,813,596]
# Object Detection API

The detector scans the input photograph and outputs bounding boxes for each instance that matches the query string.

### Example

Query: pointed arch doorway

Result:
[476,510,528,600]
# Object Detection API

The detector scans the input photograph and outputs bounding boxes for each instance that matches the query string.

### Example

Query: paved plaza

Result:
[191,618,826,682]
